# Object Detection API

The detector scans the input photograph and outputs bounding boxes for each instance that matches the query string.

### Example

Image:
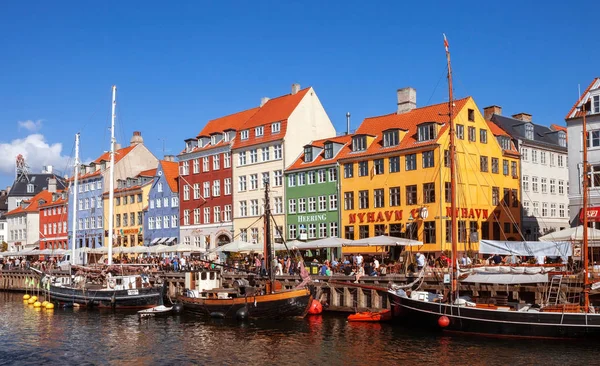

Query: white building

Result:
[5,190,52,252]
[231,84,336,245]
[566,77,600,226]
[486,106,569,239]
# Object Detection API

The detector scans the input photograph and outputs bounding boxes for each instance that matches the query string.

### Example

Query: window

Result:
[224,152,231,168]
[138,211,143,225]
[492,187,499,205]
[319,223,327,238]
[274,170,283,186]
[116,214,121,227]
[525,123,534,140]
[240,130,249,140]
[192,159,199,174]
[532,150,538,163]
[238,151,247,166]
[389,187,400,206]
[444,150,450,167]
[458,221,467,242]
[171,196,178,207]
[224,178,231,195]
[503,188,510,207]
[521,148,528,161]
[149,217,155,230]
[250,174,258,190]
[468,126,476,142]
[523,176,529,191]
[373,159,384,175]
[358,190,369,209]
[249,200,258,216]
[422,151,434,168]
[213,180,220,196]
[288,173,296,187]
[330,222,338,237]
[550,179,556,194]
[324,143,333,159]
[203,157,209,172]
[559,204,565,218]
[358,161,368,176]
[204,207,211,223]
[308,224,317,239]
[308,197,316,212]
[274,144,282,159]
[542,202,548,217]
[558,180,564,195]
[541,152,546,165]
[532,177,539,192]
[192,208,199,224]
[406,185,417,205]
[406,154,416,171]
[383,129,400,147]
[328,167,337,182]
[183,209,190,225]
[289,225,297,240]
[163,215,169,229]
[550,203,556,217]
[203,181,210,197]
[417,123,436,141]
[318,195,327,211]
[541,178,547,193]
[298,173,305,185]
[503,159,509,175]
[480,129,487,143]
[288,199,296,214]
[456,124,464,139]
[373,189,384,208]
[255,126,264,136]
[389,156,400,173]
[344,192,354,210]
[250,149,258,163]
[480,156,488,172]
[423,183,435,203]
[359,225,369,239]
[523,201,531,216]
[298,198,306,213]
[238,176,247,191]
[558,131,566,147]
[271,122,281,133]
[115,197,120,206]
[352,135,367,151]
[491,158,499,174]
[329,194,337,210]
[424,222,436,243]
[213,154,220,170]
[304,146,313,162]
[224,205,231,222]
[214,206,221,222]
[511,161,517,177]
[345,226,355,240]
[344,163,354,178]
[239,201,247,217]
[445,182,451,203]
[318,169,327,183]
[549,153,555,166]
[192,183,200,200]
[468,108,475,121]
[499,136,511,150]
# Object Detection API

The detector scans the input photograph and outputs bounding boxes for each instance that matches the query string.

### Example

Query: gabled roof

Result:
[5,190,52,216]
[161,161,179,193]
[490,114,566,150]
[94,144,136,164]
[337,97,470,160]
[138,168,157,177]
[8,174,68,198]
[197,107,259,137]
[550,124,567,133]
[566,78,600,120]
[287,135,352,172]
[485,120,509,137]
[38,190,67,208]
[232,88,311,149]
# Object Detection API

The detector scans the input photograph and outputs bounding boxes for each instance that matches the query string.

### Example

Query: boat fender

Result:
[254,299,257,307]
[438,316,450,328]
[210,312,226,319]
[172,303,184,314]
[236,306,249,321]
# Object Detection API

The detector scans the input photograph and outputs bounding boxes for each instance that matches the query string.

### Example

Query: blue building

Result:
[144,158,180,246]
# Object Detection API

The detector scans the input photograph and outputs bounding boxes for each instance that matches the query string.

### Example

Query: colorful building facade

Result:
[5,190,52,252]
[145,159,180,246]
[39,190,69,250]
[338,88,522,253]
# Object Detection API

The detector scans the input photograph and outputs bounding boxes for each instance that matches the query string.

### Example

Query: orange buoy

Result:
[348,309,392,322]
[438,315,450,328]
[308,299,323,315]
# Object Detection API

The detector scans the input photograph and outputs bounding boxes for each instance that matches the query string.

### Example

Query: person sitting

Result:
[492,254,503,265]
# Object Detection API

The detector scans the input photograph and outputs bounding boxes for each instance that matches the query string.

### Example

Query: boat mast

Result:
[263,177,274,289]
[107,85,117,265]
[444,34,459,301]
[582,102,590,311]
[71,133,80,264]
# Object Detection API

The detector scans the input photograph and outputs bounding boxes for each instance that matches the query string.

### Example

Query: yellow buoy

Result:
[23,294,31,300]
[34,301,42,307]
[27,298,35,304]
[45,303,55,309]
[31,296,38,301]
[41,301,48,307]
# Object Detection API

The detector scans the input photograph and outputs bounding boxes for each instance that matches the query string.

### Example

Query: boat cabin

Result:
[184,270,222,297]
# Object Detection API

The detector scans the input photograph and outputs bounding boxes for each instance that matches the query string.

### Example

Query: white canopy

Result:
[539,225,600,242]
[462,273,549,284]
[210,240,255,253]
[289,237,352,249]
[479,240,572,258]
[157,243,205,253]
[350,235,422,247]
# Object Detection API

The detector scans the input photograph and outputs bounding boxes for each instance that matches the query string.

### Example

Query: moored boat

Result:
[138,305,173,318]
[348,309,391,322]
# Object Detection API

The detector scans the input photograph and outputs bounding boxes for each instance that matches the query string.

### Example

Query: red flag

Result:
[443,33,449,52]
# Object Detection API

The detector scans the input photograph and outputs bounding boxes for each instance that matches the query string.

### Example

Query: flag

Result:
[443,33,449,52]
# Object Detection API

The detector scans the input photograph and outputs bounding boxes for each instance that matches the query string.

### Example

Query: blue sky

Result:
[0,0,598,188]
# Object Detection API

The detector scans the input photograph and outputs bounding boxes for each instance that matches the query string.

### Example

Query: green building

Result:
[284,136,351,245]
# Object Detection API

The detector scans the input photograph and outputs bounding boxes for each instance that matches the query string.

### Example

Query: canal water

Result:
[0,292,598,365]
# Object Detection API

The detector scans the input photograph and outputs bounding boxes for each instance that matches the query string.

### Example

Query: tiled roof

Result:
[566,78,600,120]
[337,97,470,160]
[486,120,509,137]
[491,115,565,151]
[232,88,311,149]
[161,161,179,193]
[138,168,157,177]
[8,174,68,197]
[5,190,52,216]
[551,124,567,132]
[94,144,136,164]
[38,190,67,208]
[197,107,259,137]
[287,135,352,171]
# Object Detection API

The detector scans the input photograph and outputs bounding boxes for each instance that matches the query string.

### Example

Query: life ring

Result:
[108,279,116,289]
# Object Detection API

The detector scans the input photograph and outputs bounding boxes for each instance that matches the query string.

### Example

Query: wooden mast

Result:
[263,177,274,292]
[582,102,590,311]
[444,34,458,299]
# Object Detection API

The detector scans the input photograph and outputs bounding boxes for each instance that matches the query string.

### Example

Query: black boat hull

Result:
[179,288,312,319]
[46,284,163,309]
[388,291,600,338]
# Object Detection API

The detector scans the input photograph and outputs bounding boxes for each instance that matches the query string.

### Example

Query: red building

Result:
[178,107,258,251]
[39,190,69,250]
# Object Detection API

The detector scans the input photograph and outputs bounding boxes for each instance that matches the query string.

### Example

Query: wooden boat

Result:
[138,305,173,318]
[348,309,391,322]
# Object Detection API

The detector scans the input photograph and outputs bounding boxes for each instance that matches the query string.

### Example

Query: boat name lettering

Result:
[128,289,139,296]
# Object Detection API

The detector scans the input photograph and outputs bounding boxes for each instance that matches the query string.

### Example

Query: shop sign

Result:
[348,210,403,224]
[297,214,327,223]
[446,207,492,220]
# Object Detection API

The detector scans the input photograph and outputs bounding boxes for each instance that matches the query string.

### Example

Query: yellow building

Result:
[103,169,154,247]
[338,89,521,254]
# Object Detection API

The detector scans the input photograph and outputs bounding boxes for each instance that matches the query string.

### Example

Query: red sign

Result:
[446,207,492,220]
[579,207,600,222]
[349,210,403,224]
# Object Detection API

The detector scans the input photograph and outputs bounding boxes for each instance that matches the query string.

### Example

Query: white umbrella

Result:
[290,237,352,249]
[210,240,255,253]
[89,247,108,254]
[350,235,422,247]
[157,243,205,253]
[539,225,600,242]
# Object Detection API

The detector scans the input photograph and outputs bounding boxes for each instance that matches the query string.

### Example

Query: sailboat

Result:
[177,178,313,320]
[33,86,164,309]
[387,35,600,337]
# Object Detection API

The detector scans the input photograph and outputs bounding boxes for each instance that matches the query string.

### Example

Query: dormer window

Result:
[186,141,193,152]
[272,122,281,133]
[100,162,106,171]
[417,123,436,142]
[304,147,313,162]
[211,135,217,145]
[255,126,264,137]
[352,136,367,152]
[558,131,566,148]
[26,184,34,193]
[525,123,534,140]
[224,132,230,142]
[241,130,249,140]
[498,136,511,150]
[324,142,333,159]
[383,129,400,147]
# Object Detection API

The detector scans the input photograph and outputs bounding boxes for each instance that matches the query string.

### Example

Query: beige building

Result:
[231,84,336,245]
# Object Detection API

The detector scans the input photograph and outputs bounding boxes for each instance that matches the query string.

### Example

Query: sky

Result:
[0,0,598,188]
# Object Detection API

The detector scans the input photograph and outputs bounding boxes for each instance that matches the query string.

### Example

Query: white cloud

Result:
[0,134,71,176]
[17,119,43,132]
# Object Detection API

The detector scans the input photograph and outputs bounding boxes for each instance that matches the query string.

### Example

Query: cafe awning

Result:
[158,237,169,244]
[166,237,177,244]
[150,238,161,245]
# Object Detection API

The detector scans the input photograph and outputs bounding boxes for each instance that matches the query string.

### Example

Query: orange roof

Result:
[197,107,259,137]
[485,120,509,137]
[161,160,179,193]
[6,190,52,216]
[287,135,352,171]
[138,168,157,177]
[550,124,567,133]
[566,78,600,120]
[38,190,67,208]
[232,88,311,149]
[337,98,470,161]
[94,144,136,164]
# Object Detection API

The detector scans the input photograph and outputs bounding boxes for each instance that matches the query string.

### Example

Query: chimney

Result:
[291,83,301,95]
[397,87,417,114]
[483,105,502,120]
[43,165,53,174]
[163,155,175,162]
[346,112,351,135]
[260,97,270,107]
[130,131,144,145]
[512,113,532,122]
[114,142,122,150]
[48,178,57,193]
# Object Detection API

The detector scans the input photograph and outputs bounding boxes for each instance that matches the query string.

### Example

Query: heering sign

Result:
[348,210,403,224]
[297,214,327,223]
